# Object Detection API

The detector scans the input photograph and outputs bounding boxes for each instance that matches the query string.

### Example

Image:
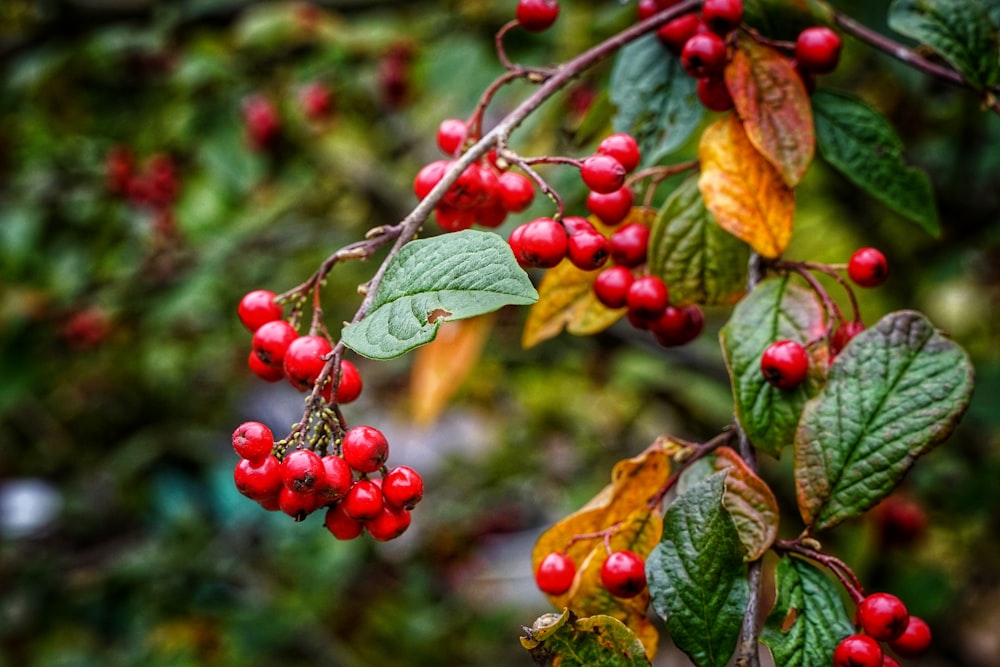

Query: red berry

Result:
[593,265,635,309]
[238,290,283,332]
[567,230,611,271]
[701,0,743,35]
[283,335,332,391]
[600,550,647,598]
[873,493,927,547]
[597,133,641,173]
[442,163,486,210]
[234,455,283,501]
[281,448,326,494]
[299,81,333,120]
[382,465,424,509]
[342,479,384,521]
[509,218,568,268]
[657,14,702,53]
[586,186,634,226]
[251,320,298,369]
[325,501,364,540]
[681,32,728,78]
[580,154,627,194]
[105,145,134,195]
[535,552,576,595]
[795,26,842,74]
[760,339,809,389]
[859,593,910,642]
[831,319,865,355]
[336,359,363,404]
[414,160,450,200]
[888,616,931,658]
[882,656,901,667]
[278,485,321,520]
[626,275,670,321]
[498,171,536,212]
[697,76,734,112]
[847,247,889,288]
[365,504,412,541]
[232,421,274,463]
[318,454,353,502]
[242,94,280,150]
[436,118,468,155]
[248,349,285,382]
[833,634,883,667]
[610,222,650,267]
[477,203,508,228]
[651,304,704,347]
[342,425,390,474]
[636,0,659,20]
[516,0,560,32]
[434,204,477,232]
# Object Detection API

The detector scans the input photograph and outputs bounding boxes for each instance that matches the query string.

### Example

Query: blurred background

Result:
[1,1,998,665]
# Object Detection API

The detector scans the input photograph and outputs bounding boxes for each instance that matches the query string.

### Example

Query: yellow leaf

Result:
[713,446,780,561]
[409,314,493,425]
[698,114,795,258]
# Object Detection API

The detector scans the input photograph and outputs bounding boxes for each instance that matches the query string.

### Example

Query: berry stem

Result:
[626,159,700,207]
[500,150,566,219]
[779,262,845,341]
[774,538,866,604]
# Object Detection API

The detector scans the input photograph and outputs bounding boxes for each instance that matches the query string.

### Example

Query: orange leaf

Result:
[698,114,795,258]
[409,314,493,425]
[713,446,780,561]
[725,33,814,187]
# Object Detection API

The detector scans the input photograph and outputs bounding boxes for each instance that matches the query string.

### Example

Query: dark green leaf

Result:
[812,89,940,237]
[719,277,828,458]
[761,557,853,667]
[520,609,652,667]
[647,176,749,306]
[646,473,748,667]
[888,0,1000,91]
[609,34,703,166]
[341,230,538,359]
[795,311,975,532]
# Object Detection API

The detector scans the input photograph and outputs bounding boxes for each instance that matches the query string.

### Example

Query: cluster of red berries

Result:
[535,549,647,599]
[105,147,181,212]
[834,593,932,666]
[242,81,334,151]
[232,420,424,541]
[414,118,537,231]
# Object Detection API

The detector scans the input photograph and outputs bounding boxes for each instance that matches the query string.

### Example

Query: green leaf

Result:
[889,0,1000,91]
[761,557,854,667]
[719,277,828,458]
[812,89,940,237]
[520,609,652,667]
[341,230,538,359]
[647,176,749,306]
[795,311,975,532]
[609,34,703,166]
[646,472,748,667]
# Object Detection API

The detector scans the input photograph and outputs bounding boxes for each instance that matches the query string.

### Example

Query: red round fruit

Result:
[681,32,728,78]
[336,359,363,404]
[580,154,627,194]
[509,218,568,268]
[833,634,883,667]
[657,13,702,53]
[652,304,704,347]
[278,485,321,520]
[847,247,889,288]
[831,319,865,355]
[477,203,508,228]
[882,656,901,667]
[238,290,283,332]
[242,94,280,150]
[760,339,809,389]
[318,454,353,502]
[414,159,450,200]
[342,425,390,474]
[382,465,424,509]
[436,118,468,155]
[248,349,285,382]
[593,265,635,309]
[365,504,412,541]
[567,230,611,271]
[281,448,326,494]
[434,204,476,232]
[324,501,364,540]
[251,319,298,369]
[299,81,333,119]
[610,222,650,267]
[234,455,283,500]
[600,550,647,598]
[636,0,659,20]
[697,76,734,111]
[701,0,743,34]
[232,421,274,463]
[873,493,928,547]
[342,479,384,521]
[498,171,536,212]
[442,163,485,210]
[535,552,576,595]
[888,616,932,658]
[283,335,333,391]
[597,133,641,173]
[626,275,670,321]
[859,592,910,642]
[795,26,842,74]
[516,0,560,32]
[586,186,634,226]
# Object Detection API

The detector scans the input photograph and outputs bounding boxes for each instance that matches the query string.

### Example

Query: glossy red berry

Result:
[516,0,560,32]
[342,425,390,474]
[509,218,568,268]
[651,304,704,347]
[242,94,280,150]
[760,339,809,389]
[342,479,384,521]
[498,171,536,212]
[248,349,285,382]
[567,230,611,271]
[697,77,734,112]
[795,26,842,74]
[859,593,910,642]
[610,222,650,267]
[580,154,627,194]
[336,359,363,404]
[535,552,576,595]
[436,118,468,155]
[681,32,728,78]
[477,203,509,228]
[593,266,635,309]
[888,616,931,658]
[324,501,364,540]
[600,550,647,598]
[597,133,641,173]
[831,319,866,355]
[251,320,298,369]
[847,247,889,288]
[278,485,321,520]
[299,81,333,119]
[283,335,332,391]
[234,455,283,500]
[434,204,476,232]
[382,465,424,509]
[281,448,326,494]
[318,454,353,502]
[833,634,883,667]
[586,186,634,226]
[232,421,274,463]
[636,0,659,20]
[626,275,670,321]
[881,656,901,667]
[701,0,743,34]
[414,159,450,200]
[238,290,283,332]
[365,504,412,541]
[657,14,701,53]
[873,493,928,547]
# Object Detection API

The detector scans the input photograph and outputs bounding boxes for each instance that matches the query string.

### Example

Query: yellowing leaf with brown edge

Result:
[713,446,780,561]
[409,314,493,425]
[726,33,814,187]
[699,114,795,259]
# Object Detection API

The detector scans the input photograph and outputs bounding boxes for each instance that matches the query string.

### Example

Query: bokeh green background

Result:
[1,1,998,665]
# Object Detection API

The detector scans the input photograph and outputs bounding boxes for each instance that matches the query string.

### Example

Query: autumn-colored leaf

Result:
[521,609,652,667]
[713,446,780,561]
[409,314,493,425]
[698,114,795,259]
[725,33,814,187]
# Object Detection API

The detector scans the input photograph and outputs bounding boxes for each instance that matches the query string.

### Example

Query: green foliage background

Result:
[0,1,998,665]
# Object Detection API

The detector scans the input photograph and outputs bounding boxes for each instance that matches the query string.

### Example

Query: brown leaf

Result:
[713,446,780,561]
